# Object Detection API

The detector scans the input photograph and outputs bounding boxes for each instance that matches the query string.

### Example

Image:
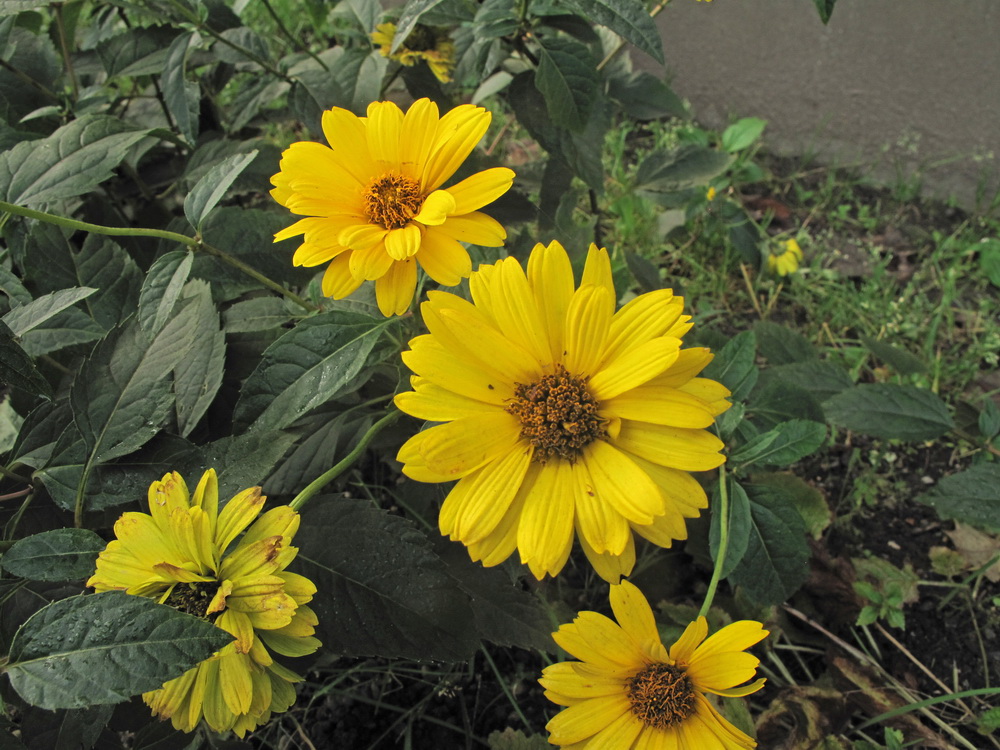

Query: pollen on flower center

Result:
[505,365,607,463]
[626,663,698,730]
[363,173,423,230]
[163,581,222,620]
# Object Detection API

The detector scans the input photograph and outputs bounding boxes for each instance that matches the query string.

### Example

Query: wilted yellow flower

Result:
[768,238,803,277]
[371,22,455,83]
[88,470,320,737]
[540,581,768,749]
[395,240,730,582]
[271,99,514,316]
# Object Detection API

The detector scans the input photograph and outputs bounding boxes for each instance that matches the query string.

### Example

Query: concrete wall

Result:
[636,0,1000,208]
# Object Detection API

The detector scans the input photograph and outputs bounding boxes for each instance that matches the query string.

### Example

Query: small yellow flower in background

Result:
[371,22,455,84]
[88,470,320,737]
[768,238,803,277]
[394,240,731,582]
[271,99,514,316]
[540,581,768,749]
[706,186,717,201]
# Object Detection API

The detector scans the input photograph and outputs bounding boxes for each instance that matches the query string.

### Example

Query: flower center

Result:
[626,663,698,730]
[163,581,222,620]
[403,25,438,52]
[363,173,423,230]
[505,365,607,463]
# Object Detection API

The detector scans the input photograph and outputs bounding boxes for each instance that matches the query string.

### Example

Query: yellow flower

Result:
[87,470,320,737]
[706,186,717,201]
[768,238,803,277]
[371,22,455,83]
[394,240,731,582]
[270,98,514,316]
[540,581,768,749]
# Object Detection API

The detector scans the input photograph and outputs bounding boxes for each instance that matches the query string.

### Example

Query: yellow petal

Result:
[580,245,615,311]
[465,463,538,567]
[609,580,661,652]
[215,487,265,552]
[434,211,506,246]
[339,223,389,254]
[645,347,714,388]
[216,609,255,654]
[394,381,500,421]
[539,661,626,705]
[685,651,760,692]
[399,98,440,177]
[582,441,665,525]
[416,411,523,479]
[570,459,630,556]
[320,107,375,183]
[668,616,707,663]
[401,333,513,403]
[219,651,254,715]
[584,709,644,750]
[545,695,631,745]
[375,257,417,316]
[527,240,575,361]
[603,385,717,428]
[350,241,394,281]
[706,676,767,698]
[488,257,552,369]
[577,526,636,584]
[440,445,532,543]
[413,190,455,226]
[600,290,683,366]
[321,253,364,300]
[414,229,471,285]
[692,620,769,661]
[588,338,681,401]
[432,305,540,385]
[614,421,726,472]
[563,285,612,376]
[517,462,575,579]
[365,100,404,166]
[444,167,515,214]
[421,105,492,190]
[384,224,422,260]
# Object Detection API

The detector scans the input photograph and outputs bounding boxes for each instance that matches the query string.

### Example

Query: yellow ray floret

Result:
[271,98,514,316]
[395,240,732,581]
[540,580,768,749]
[88,470,320,737]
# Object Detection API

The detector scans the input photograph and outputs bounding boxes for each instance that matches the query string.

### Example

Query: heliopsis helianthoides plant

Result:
[270,98,514,316]
[87,470,320,737]
[767,238,803,277]
[371,22,456,83]
[540,581,768,749]
[394,240,731,581]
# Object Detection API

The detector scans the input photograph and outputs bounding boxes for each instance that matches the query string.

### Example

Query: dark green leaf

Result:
[161,32,200,145]
[0,27,60,126]
[265,412,371,495]
[762,360,853,404]
[474,0,518,40]
[234,311,396,432]
[1,529,106,582]
[752,472,830,540]
[979,399,1000,440]
[20,704,112,750]
[558,0,663,63]
[173,282,224,438]
[557,92,611,192]
[19,307,103,358]
[296,497,479,661]
[73,235,143,331]
[138,251,194,336]
[183,150,258,231]
[635,147,732,194]
[978,239,1000,289]
[392,0,448,54]
[727,483,810,605]
[813,0,837,24]
[6,592,232,710]
[753,321,816,364]
[730,419,826,468]
[824,384,954,441]
[728,215,761,267]
[859,335,926,375]
[0,320,50,397]
[720,117,766,153]
[535,36,598,132]
[748,378,825,429]
[212,26,269,65]
[487,729,551,750]
[709,478,751,579]
[0,1,55,15]
[0,264,31,305]
[199,430,298,501]
[624,251,661,292]
[98,27,178,77]
[703,331,758,401]
[222,297,291,333]
[916,464,1000,532]
[607,71,687,120]
[0,116,148,207]
[34,461,165,514]
[1,288,97,337]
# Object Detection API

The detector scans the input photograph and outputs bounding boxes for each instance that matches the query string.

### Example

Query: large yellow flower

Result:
[371,22,455,83]
[540,581,768,749]
[270,99,514,316]
[394,240,731,582]
[87,470,320,737]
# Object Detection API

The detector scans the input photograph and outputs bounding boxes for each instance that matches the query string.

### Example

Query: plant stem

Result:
[260,0,328,71]
[0,200,317,312]
[597,0,671,72]
[54,3,78,102]
[853,687,1000,733]
[698,465,729,619]
[0,465,31,484]
[289,409,402,512]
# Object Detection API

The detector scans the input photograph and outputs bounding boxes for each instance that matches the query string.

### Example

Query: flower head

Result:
[768,238,803,277]
[540,581,768,749]
[271,99,514,316]
[394,240,731,581]
[371,22,455,83]
[87,470,320,737]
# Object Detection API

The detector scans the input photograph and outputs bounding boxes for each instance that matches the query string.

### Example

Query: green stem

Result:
[698,464,729,619]
[853,687,1000,733]
[0,465,31,484]
[54,3,79,102]
[0,200,318,312]
[260,0,328,71]
[289,409,402,512]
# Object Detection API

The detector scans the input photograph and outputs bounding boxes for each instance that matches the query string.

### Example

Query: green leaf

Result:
[979,399,1000,440]
[703,331,758,401]
[19,307,104,358]
[173,282,224,439]
[727,483,810,605]
[721,117,766,153]
[0,26,60,126]
[762,360,853,404]
[754,321,816,364]
[6,592,232,710]
[222,297,291,333]
[161,31,200,145]
[488,729,551,750]
[858,335,927,375]
[296,497,479,661]
[34,460,168,514]
[98,27,178,77]
[824,384,954,441]
[730,420,826,468]
[20,704,112,750]
[391,0,448,51]
[979,239,1000,289]
[212,26,269,65]
[813,0,837,24]
[265,412,371,495]
[752,472,830,539]
[71,309,199,466]
[0,264,31,305]
[73,235,143,331]
[138,251,193,336]
[635,146,732,194]
[183,150,258,231]
[473,0,518,40]
[607,71,687,121]
[916,464,1000,532]
[0,115,148,207]
[200,430,299,501]
[0,529,106,582]
[557,0,663,63]
[234,311,396,432]
[0,1,54,16]
[535,36,598,133]
[624,251,661,292]
[1,288,97,337]
[0,320,50,397]
[748,379,825,429]
[709,478,751,580]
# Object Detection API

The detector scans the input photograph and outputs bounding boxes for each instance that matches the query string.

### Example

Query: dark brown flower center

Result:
[404,25,439,52]
[505,366,607,463]
[363,173,423,230]
[626,663,698,730]
[163,581,221,620]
